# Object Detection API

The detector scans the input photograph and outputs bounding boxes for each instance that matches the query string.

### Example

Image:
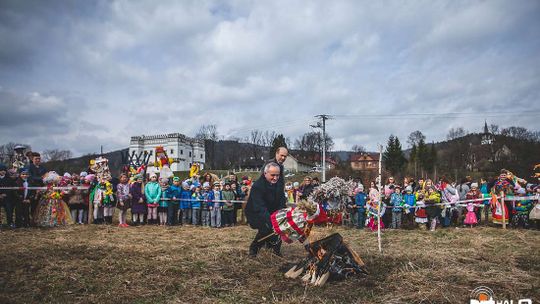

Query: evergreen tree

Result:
[409,143,418,176]
[382,135,407,175]
[270,134,288,158]
[417,138,429,176]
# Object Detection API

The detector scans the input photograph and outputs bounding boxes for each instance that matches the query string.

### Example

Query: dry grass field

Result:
[0,224,538,304]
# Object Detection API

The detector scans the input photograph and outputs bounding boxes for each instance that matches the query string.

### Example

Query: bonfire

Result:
[270,177,368,286]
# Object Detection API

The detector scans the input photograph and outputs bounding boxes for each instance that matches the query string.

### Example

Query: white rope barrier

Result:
[0,186,90,190]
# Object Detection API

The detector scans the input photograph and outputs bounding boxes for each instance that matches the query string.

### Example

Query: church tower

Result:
[481,121,494,145]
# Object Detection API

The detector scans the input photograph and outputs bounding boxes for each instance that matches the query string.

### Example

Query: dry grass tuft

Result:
[0,225,538,303]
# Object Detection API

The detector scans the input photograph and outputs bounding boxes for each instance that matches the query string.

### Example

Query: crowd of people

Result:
[0,152,252,228]
[339,171,540,231]
[1,151,539,231]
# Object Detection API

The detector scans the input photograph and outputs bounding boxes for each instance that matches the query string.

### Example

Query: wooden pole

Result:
[500,191,506,229]
[377,144,383,253]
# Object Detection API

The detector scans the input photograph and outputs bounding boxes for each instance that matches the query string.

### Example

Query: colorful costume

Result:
[34,172,72,227]
[464,203,478,225]
[491,179,512,225]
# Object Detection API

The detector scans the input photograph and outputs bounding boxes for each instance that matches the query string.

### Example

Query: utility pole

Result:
[313,114,331,182]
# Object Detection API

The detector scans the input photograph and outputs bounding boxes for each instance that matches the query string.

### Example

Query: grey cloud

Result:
[1,1,539,155]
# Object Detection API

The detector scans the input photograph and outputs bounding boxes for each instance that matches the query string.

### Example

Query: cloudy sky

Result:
[1,0,539,156]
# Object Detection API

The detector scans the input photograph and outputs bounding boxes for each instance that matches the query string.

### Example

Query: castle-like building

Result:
[129,133,205,172]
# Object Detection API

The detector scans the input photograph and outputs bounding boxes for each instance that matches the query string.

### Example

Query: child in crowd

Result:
[168,177,181,226]
[210,181,222,228]
[158,177,171,226]
[466,183,482,224]
[130,174,146,226]
[91,179,114,224]
[200,182,213,227]
[102,179,115,225]
[221,182,235,227]
[15,168,32,227]
[425,187,441,231]
[464,200,478,228]
[116,173,131,227]
[354,184,367,229]
[191,185,202,225]
[529,186,540,229]
[511,188,532,228]
[366,184,384,231]
[67,176,86,225]
[390,185,404,229]
[231,182,242,225]
[403,186,416,228]
[145,173,161,225]
[415,193,428,229]
[480,178,491,223]
[179,182,192,225]
[285,182,295,205]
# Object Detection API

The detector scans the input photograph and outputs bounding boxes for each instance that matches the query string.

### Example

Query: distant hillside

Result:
[403,133,540,179]
[44,148,128,175]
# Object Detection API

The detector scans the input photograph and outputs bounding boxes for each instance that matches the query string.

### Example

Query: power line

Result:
[332,111,540,119]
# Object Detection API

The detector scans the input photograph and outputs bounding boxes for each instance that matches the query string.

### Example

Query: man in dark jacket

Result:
[246,162,286,257]
[262,147,288,205]
[27,152,46,222]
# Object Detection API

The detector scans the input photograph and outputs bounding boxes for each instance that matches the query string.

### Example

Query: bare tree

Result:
[249,130,263,159]
[261,130,277,147]
[446,127,467,140]
[195,124,218,141]
[501,126,534,141]
[294,132,334,153]
[351,144,366,153]
[489,124,499,135]
[42,149,73,162]
[407,130,426,148]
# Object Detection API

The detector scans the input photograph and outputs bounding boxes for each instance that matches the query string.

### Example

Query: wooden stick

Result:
[257,232,277,243]
[500,191,506,229]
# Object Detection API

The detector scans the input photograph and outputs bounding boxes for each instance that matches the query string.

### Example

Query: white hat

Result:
[80,171,88,177]
[203,182,210,188]
[471,183,478,188]
[149,173,157,179]
[405,186,413,192]
[357,184,364,191]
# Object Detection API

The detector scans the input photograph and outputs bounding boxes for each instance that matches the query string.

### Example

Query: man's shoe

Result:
[249,242,260,257]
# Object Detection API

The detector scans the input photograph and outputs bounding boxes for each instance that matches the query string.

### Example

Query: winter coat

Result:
[169,185,181,204]
[159,186,173,208]
[389,193,404,212]
[179,188,192,209]
[245,175,286,231]
[144,182,162,206]
[403,193,416,212]
[191,192,202,209]
[354,192,367,211]
[221,190,235,211]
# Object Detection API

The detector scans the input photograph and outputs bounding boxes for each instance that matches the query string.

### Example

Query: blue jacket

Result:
[144,182,162,204]
[211,190,222,207]
[169,185,182,204]
[191,192,202,209]
[179,188,192,209]
[354,192,367,210]
[201,190,214,210]
[389,193,404,212]
[403,193,416,212]
[159,187,174,208]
